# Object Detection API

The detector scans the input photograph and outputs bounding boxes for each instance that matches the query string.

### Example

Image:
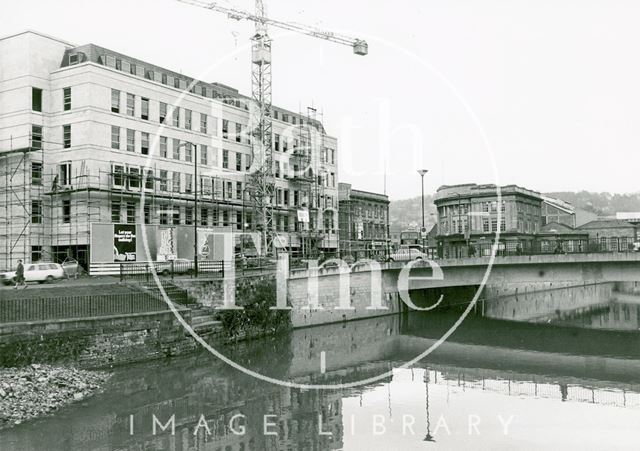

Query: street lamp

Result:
[417,169,428,250]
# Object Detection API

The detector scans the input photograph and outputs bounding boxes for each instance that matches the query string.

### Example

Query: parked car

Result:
[387,248,430,262]
[155,258,194,276]
[1,262,65,285]
[61,257,82,278]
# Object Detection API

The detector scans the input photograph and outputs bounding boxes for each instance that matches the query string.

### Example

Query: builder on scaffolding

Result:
[14,259,26,289]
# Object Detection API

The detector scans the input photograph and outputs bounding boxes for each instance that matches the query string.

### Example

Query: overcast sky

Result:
[4,0,640,200]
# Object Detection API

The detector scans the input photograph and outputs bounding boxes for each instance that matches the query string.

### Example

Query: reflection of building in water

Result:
[425,365,640,409]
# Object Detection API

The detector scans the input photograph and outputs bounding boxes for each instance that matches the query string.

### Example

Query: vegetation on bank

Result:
[217,278,291,340]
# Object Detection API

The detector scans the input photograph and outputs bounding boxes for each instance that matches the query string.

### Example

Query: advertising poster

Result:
[113,224,137,262]
[157,227,177,261]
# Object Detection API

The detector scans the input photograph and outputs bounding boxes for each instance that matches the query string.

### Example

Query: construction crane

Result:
[175,0,367,256]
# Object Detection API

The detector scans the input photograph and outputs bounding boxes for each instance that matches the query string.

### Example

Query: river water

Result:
[2,286,640,450]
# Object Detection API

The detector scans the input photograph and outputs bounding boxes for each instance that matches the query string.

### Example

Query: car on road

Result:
[61,257,82,278]
[387,248,430,262]
[1,262,65,285]
[155,258,194,276]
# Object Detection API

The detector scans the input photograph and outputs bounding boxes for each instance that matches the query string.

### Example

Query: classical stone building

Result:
[434,183,543,257]
[338,183,390,258]
[0,31,339,271]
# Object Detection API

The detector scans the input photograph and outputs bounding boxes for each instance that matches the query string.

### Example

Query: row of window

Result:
[31,87,71,113]
[109,201,335,231]
[93,52,314,127]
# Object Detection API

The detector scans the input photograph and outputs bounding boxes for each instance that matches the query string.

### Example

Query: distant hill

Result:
[389,191,640,231]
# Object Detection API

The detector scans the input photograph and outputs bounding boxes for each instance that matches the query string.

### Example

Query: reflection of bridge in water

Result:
[420,365,640,410]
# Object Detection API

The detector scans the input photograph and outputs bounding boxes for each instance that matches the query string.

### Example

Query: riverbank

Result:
[0,364,110,429]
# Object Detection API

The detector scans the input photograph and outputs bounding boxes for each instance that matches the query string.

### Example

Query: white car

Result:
[388,248,430,262]
[1,262,65,285]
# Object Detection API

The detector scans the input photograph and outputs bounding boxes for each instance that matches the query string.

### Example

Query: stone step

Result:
[191,315,218,326]
[192,320,222,335]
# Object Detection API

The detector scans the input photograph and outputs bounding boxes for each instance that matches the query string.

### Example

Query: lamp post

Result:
[417,169,428,251]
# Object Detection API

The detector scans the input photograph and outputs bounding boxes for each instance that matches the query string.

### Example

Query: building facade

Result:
[0,31,339,271]
[541,195,576,227]
[577,219,638,251]
[338,183,390,258]
[434,183,543,257]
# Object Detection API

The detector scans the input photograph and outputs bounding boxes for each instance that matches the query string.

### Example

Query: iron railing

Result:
[119,260,224,282]
[0,292,171,324]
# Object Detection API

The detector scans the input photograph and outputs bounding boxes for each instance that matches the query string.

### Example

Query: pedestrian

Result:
[15,259,26,289]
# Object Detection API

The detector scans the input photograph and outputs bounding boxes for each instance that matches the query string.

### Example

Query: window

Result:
[200,145,208,165]
[282,139,288,153]
[141,97,149,120]
[222,119,229,139]
[127,129,135,152]
[62,200,71,224]
[275,161,280,178]
[236,212,242,230]
[491,218,498,232]
[145,169,153,190]
[31,162,42,185]
[185,109,192,130]
[63,125,71,148]
[144,204,151,224]
[128,167,140,190]
[200,114,207,133]
[200,208,208,226]
[223,150,229,169]
[111,200,121,222]
[331,149,335,164]
[172,107,180,127]
[172,208,181,225]
[32,87,42,112]
[274,134,280,151]
[112,165,124,187]
[222,210,229,226]
[111,126,120,149]
[235,123,242,143]
[500,217,506,232]
[159,102,167,123]
[31,200,42,224]
[111,89,120,113]
[173,139,180,160]
[69,53,79,65]
[126,93,135,116]
[172,172,181,192]
[159,207,169,225]
[159,170,168,191]
[126,202,136,224]
[185,174,193,194]
[159,136,167,158]
[236,182,242,200]
[32,125,42,150]
[185,207,193,225]
[236,153,242,171]
[185,142,192,162]
[141,132,149,155]
[63,87,71,111]
[31,246,42,262]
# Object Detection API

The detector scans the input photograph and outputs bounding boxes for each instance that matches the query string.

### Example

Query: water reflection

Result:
[3,293,640,449]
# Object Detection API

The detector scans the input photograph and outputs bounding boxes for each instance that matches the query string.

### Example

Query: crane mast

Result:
[175,0,367,256]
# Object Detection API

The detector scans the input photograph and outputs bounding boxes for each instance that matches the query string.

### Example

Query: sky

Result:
[3,0,640,200]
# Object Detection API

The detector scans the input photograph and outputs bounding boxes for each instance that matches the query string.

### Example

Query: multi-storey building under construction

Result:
[0,31,339,273]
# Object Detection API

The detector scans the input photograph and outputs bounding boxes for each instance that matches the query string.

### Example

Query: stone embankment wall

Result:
[0,310,195,368]
[481,282,615,321]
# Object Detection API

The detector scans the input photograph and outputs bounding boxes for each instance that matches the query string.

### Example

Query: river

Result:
[2,284,640,450]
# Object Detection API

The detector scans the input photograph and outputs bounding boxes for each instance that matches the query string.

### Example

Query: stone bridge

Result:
[287,253,640,327]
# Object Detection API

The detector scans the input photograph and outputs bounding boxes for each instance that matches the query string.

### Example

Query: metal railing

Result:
[0,292,171,324]
[119,260,224,282]
[463,238,636,258]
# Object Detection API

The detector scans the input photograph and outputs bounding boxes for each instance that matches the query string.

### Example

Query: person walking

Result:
[14,259,26,289]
